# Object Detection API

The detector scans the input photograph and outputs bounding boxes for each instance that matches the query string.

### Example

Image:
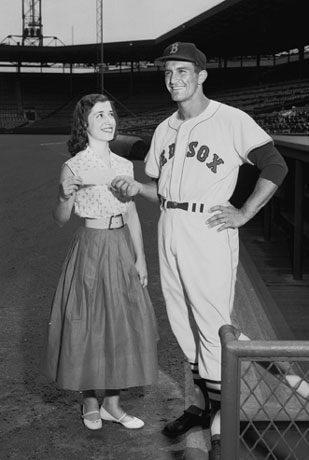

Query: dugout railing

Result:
[220,325,309,460]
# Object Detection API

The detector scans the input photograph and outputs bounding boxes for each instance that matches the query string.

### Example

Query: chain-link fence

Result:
[220,325,309,460]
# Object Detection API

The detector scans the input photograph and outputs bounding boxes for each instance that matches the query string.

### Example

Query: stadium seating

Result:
[0,108,26,130]
[1,62,309,136]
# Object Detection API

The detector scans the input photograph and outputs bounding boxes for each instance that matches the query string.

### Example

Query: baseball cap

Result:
[155,42,207,69]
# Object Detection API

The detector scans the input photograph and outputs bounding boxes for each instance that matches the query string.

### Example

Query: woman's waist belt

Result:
[85,214,125,229]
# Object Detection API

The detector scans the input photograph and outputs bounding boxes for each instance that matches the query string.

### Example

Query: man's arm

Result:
[207,142,288,231]
[207,177,277,231]
[110,176,159,202]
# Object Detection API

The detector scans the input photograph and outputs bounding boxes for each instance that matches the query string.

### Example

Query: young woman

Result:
[41,93,158,430]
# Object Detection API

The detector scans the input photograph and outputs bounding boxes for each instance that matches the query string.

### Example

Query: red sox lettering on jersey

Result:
[146,100,271,205]
[159,141,224,174]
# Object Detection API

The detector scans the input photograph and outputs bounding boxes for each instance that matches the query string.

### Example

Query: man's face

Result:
[164,60,203,103]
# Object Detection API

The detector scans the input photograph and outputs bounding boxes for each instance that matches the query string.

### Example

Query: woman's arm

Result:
[125,200,148,287]
[53,164,83,227]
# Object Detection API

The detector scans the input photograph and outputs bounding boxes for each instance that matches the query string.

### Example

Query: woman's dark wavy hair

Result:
[67,93,118,156]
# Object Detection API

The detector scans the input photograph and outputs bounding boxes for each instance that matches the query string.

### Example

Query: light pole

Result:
[22,0,43,46]
[96,0,104,93]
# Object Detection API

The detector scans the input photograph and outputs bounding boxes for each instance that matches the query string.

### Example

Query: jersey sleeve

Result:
[233,109,272,162]
[248,142,288,186]
[144,130,160,179]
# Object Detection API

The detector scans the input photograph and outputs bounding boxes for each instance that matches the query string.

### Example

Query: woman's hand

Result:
[59,175,83,201]
[135,257,148,288]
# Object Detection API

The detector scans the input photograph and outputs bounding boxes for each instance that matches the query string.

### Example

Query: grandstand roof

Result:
[0,0,307,65]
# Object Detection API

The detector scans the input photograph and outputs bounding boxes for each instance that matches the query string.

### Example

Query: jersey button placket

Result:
[169,124,188,202]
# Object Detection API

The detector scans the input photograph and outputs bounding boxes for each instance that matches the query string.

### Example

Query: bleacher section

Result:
[0,72,26,129]
[117,77,309,138]
[255,107,309,134]
[0,108,26,130]
[211,79,309,115]
[1,62,309,136]
[20,75,71,120]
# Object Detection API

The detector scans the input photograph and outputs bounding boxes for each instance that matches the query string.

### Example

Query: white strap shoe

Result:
[100,405,144,429]
[81,407,103,430]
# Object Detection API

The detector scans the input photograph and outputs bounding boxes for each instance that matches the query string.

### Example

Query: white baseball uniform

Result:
[145,100,272,382]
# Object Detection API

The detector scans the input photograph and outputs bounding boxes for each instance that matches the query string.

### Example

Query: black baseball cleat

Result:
[162,404,210,437]
[209,438,221,460]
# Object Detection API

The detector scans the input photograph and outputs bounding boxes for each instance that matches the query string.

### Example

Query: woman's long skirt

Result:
[41,225,159,391]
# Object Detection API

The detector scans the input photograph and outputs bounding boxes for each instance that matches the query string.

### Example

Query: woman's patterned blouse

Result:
[64,146,133,218]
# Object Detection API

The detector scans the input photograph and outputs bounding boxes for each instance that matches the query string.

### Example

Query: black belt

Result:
[161,198,205,213]
[166,201,189,210]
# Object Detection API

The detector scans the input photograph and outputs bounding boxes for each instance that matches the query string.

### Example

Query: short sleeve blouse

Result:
[64,147,133,218]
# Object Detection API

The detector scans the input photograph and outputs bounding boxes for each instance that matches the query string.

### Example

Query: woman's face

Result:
[86,100,116,143]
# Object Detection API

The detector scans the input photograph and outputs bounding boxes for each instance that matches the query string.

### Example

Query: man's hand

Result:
[207,178,279,231]
[206,205,249,231]
[110,175,143,198]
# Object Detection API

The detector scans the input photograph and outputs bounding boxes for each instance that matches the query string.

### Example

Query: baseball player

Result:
[111,42,288,459]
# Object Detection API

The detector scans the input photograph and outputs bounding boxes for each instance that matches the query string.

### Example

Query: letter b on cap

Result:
[170,43,179,54]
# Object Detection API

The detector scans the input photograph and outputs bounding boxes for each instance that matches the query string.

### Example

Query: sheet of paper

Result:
[80,168,117,186]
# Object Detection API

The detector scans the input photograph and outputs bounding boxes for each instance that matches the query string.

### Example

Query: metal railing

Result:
[220,325,309,460]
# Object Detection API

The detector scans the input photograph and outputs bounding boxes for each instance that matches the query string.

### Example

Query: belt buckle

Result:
[108,214,124,229]
[168,201,178,209]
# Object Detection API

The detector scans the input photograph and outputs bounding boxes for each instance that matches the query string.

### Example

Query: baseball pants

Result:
[158,207,239,382]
